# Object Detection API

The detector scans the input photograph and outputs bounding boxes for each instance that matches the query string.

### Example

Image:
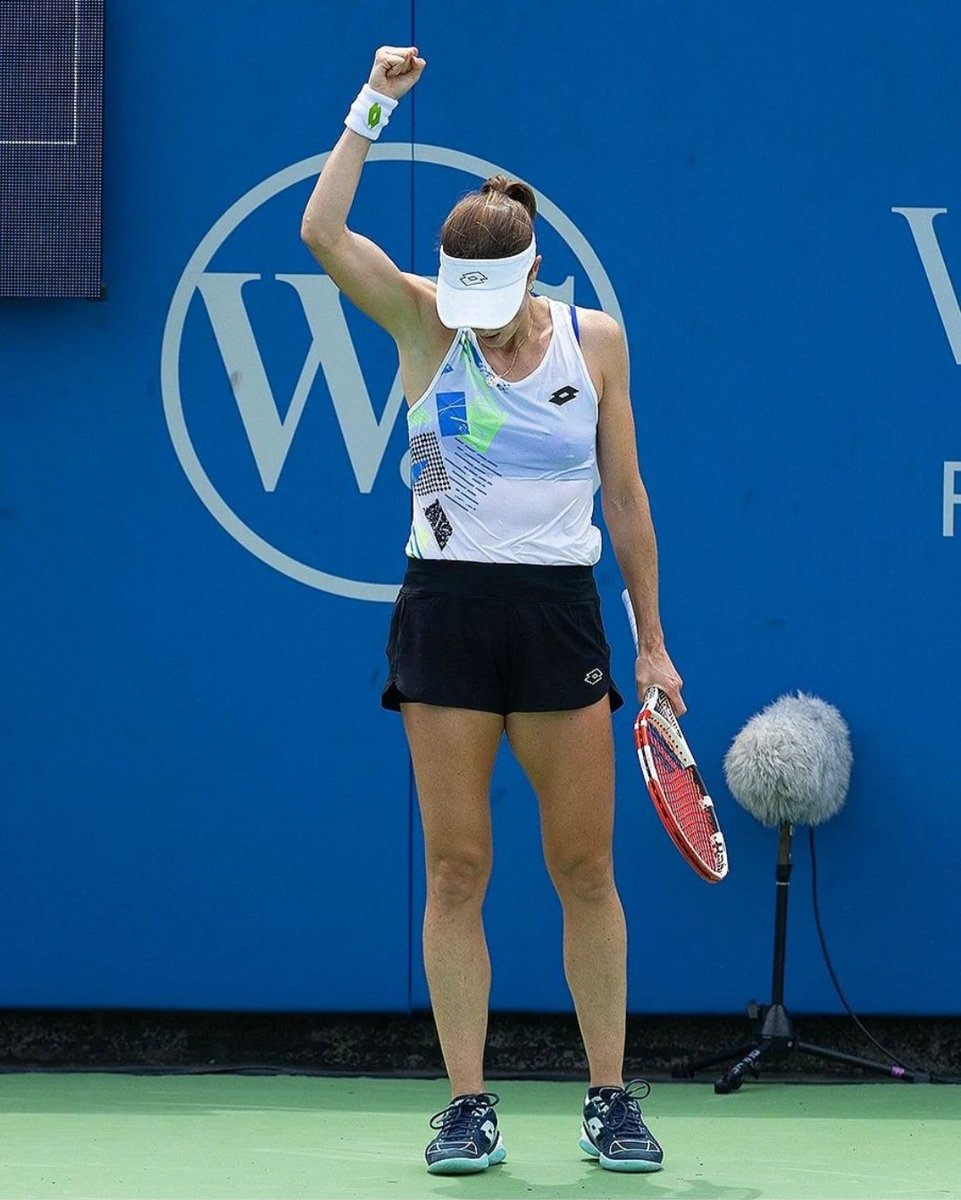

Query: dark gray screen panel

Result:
[0,0,104,298]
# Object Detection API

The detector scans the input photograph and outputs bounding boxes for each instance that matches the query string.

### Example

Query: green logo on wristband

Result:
[367,103,382,129]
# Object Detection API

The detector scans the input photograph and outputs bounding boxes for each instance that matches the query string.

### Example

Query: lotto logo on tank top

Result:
[162,146,624,600]
[549,385,579,406]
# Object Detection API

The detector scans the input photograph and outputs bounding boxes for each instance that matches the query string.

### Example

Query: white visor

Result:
[436,238,537,330]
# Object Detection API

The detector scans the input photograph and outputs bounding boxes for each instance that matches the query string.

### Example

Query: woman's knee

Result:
[548,851,616,904]
[426,850,492,907]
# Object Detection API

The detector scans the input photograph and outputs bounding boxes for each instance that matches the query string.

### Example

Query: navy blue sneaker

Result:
[425,1092,507,1175]
[579,1080,664,1172]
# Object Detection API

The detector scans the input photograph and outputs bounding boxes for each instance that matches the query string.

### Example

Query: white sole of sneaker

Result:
[427,1139,507,1175]
[579,1134,663,1173]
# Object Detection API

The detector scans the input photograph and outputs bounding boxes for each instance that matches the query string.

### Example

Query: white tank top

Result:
[405,299,601,565]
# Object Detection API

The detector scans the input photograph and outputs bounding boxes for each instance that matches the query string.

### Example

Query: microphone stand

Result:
[672,822,928,1093]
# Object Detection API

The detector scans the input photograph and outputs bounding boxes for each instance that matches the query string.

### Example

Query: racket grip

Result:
[621,588,640,653]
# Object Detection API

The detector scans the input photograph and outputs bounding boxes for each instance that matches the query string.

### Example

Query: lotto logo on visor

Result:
[437,237,537,329]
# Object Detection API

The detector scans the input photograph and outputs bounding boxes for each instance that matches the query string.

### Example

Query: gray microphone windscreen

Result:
[724,693,852,827]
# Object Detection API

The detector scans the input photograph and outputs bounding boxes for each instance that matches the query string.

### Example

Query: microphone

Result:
[723,692,852,828]
[679,692,918,1090]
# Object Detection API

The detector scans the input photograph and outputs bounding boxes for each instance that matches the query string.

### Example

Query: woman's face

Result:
[474,303,527,345]
[473,260,541,343]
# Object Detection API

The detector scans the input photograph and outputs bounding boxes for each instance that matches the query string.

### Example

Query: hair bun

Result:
[441,177,537,259]
[481,175,537,222]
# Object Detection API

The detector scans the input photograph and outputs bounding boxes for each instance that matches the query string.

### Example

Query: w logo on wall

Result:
[162,146,623,598]
[892,206,961,536]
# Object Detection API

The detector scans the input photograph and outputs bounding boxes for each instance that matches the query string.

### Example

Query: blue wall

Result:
[2,1,958,1015]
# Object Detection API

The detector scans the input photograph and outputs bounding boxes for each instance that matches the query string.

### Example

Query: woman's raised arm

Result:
[301,46,431,341]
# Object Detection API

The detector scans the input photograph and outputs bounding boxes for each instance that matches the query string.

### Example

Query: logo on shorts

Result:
[584,668,604,685]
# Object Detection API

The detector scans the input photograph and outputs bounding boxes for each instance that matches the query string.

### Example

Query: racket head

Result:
[635,687,729,883]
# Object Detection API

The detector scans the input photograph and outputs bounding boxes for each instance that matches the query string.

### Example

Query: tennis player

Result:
[302,46,684,1176]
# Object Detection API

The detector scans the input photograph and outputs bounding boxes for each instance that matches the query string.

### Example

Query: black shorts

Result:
[382,559,624,716]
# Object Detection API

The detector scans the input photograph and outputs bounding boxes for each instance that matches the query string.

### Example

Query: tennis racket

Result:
[621,589,729,883]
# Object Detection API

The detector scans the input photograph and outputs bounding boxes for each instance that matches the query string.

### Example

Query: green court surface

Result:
[0,1074,958,1200]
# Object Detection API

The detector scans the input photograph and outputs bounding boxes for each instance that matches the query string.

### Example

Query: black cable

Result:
[809,826,960,1084]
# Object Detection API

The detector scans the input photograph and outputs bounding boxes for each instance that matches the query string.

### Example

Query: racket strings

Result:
[647,724,722,867]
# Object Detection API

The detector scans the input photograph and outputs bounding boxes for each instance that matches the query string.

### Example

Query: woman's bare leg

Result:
[506,698,626,1087]
[403,702,505,1097]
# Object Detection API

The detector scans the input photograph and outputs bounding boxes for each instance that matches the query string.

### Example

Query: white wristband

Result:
[344,83,398,141]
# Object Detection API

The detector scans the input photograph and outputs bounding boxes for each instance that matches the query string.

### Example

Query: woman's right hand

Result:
[368,46,427,100]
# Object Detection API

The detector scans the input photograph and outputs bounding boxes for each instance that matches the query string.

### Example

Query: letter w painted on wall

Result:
[892,207,961,365]
[196,273,405,491]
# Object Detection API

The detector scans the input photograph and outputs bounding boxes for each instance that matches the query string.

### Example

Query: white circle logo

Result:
[161,145,624,601]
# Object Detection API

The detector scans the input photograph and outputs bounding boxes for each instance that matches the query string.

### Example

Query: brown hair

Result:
[441,175,537,259]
